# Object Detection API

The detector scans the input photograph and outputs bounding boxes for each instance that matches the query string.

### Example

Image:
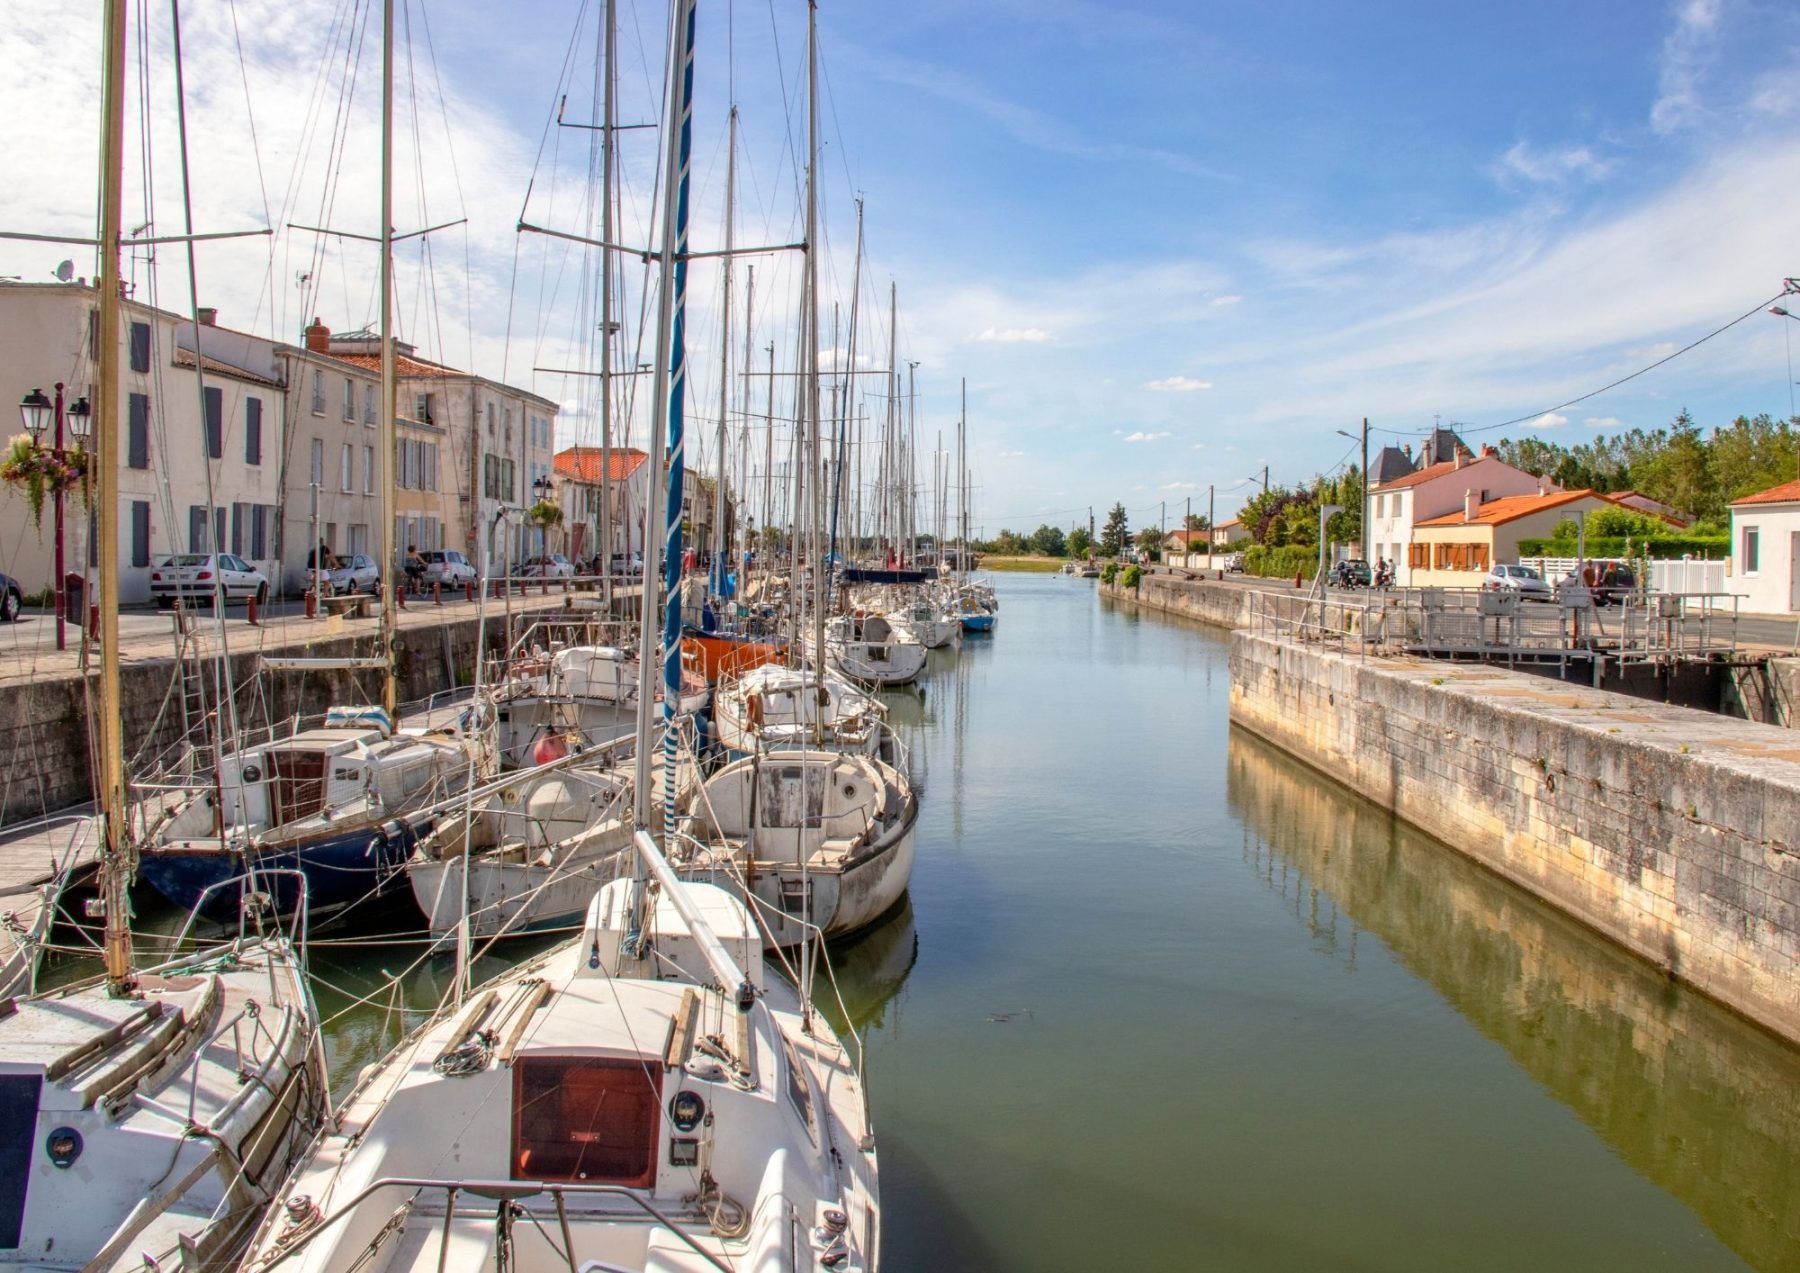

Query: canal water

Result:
[50,571,1800,1269]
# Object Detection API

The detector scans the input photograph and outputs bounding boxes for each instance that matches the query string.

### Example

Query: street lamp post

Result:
[532,474,554,557]
[19,385,92,650]
[1336,418,1370,565]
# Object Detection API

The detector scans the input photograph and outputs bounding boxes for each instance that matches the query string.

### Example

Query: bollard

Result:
[247,594,259,626]
[88,602,99,641]
[304,589,317,620]
[1294,571,1303,588]
[465,581,475,602]
[434,581,443,606]
[397,586,406,610]
[1216,569,1223,581]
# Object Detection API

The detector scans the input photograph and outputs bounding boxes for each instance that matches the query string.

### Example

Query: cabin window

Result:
[512,1057,658,1187]
[0,1075,42,1246]
[779,1035,814,1136]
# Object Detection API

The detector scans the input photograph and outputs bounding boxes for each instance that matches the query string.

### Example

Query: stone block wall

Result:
[1229,630,1800,1046]
[1101,572,1256,628]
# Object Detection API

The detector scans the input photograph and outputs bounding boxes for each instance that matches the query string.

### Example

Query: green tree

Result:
[1100,503,1130,557]
[1068,526,1093,558]
[1029,524,1068,557]
[1134,526,1163,559]
[1183,512,1211,531]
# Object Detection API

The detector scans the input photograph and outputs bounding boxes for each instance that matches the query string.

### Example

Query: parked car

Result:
[149,554,269,608]
[516,553,575,579]
[0,571,21,622]
[1591,561,1637,607]
[1332,559,1372,589]
[1221,552,1245,573]
[323,553,381,595]
[418,549,476,587]
[609,551,644,577]
[1483,563,1553,601]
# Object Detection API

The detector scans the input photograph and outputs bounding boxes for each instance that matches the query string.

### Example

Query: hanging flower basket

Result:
[1,435,89,529]
[526,497,564,528]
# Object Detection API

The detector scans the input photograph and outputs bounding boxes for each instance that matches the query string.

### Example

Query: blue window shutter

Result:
[129,322,150,372]
[131,501,151,568]
[203,387,223,459]
[245,398,262,465]
[189,505,206,552]
[128,393,149,469]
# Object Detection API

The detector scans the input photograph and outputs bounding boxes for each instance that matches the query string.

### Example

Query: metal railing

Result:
[1250,584,1742,669]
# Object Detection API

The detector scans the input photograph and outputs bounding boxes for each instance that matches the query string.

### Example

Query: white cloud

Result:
[1493,140,1612,186]
[1533,412,1570,429]
[1123,431,1172,442]
[1211,295,1243,307]
[1145,376,1212,392]
[1584,415,1624,429]
[1160,481,1199,491]
[1651,0,1723,135]
[977,327,1051,343]
[997,449,1027,458]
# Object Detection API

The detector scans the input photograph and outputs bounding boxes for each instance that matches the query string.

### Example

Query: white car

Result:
[1483,563,1553,601]
[150,554,270,608]
[516,553,575,579]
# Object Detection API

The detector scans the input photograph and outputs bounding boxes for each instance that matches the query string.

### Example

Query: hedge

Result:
[1515,535,1728,559]
[1243,543,1320,579]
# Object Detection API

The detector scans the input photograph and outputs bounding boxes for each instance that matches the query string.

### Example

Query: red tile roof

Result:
[555,446,649,483]
[331,350,469,378]
[1730,478,1800,507]
[1415,488,1602,528]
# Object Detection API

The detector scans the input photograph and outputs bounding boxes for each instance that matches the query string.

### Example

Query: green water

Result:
[51,573,1800,1269]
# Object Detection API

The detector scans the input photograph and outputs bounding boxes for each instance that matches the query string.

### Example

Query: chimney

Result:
[197,307,217,327]
[305,316,331,353]
[1453,449,1466,470]
[1481,444,1496,458]
[1537,475,1549,496]
[1463,489,1478,522]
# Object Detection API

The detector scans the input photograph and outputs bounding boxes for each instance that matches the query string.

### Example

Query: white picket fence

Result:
[1518,556,1741,596]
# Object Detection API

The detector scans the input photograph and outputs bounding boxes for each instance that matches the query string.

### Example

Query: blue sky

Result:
[5,0,1800,537]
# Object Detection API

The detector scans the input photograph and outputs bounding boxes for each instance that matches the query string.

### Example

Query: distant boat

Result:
[821,611,928,686]
[713,662,893,759]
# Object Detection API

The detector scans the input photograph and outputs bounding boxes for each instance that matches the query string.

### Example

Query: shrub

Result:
[1100,562,1118,585]
[1121,564,1143,589]
[1242,543,1318,579]
[1516,534,1727,558]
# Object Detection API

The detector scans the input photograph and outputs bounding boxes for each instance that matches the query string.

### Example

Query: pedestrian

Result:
[404,547,426,594]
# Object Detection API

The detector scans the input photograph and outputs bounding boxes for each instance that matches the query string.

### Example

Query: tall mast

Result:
[737,266,754,575]
[377,0,398,717]
[599,0,617,608]
[635,0,696,834]
[884,283,897,561]
[828,202,863,591]
[97,0,131,993]
[805,0,825,691]
[711,106,736,596]
[958,378,967,573]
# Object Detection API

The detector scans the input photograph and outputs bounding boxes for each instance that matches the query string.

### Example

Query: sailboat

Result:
[0,6,324,1267]
[238,5,879,1269]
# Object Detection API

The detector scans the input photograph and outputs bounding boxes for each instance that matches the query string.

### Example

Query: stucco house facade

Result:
[1367,450,1554,586]
[1409,489,1616,588]
[1728,479,1800,614]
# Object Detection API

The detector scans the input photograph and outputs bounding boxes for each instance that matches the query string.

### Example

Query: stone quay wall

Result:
[0,607,544,824]
[1228,630,1800,1046]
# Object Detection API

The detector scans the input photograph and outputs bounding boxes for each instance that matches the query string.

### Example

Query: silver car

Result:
[1484,563,1552,601]
[324,553,381,594]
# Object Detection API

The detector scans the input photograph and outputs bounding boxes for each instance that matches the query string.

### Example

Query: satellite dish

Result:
[53,260,74,283]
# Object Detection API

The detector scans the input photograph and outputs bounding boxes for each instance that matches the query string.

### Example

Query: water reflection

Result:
[816,895,918,1036]
[1228,725,1800,1268]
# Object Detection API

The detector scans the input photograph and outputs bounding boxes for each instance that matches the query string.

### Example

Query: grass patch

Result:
[980,555,1066,573]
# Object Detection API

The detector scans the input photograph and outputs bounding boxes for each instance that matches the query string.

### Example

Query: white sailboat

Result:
[0,6,324,1268]
[712,662,889,759]
[817,612,927,687]
[240,5,880,1269]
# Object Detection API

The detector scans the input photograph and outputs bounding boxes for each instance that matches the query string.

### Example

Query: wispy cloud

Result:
[1584,416,1624,429]
[1492,140,1612,186]
[1211,295,1243,307]
[1652,0,1723,134]
[998,449,1027,457]
[1160,480,1199,491]
[1532,412,1570,429]
[1145,376,1212,392]
[977,327,1051,343]
[1123,431,1172,442]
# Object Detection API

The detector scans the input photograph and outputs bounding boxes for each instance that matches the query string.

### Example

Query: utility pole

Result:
[1208,484,1215,562]
[1359,417,1370,566]
[1261,465,1270,495]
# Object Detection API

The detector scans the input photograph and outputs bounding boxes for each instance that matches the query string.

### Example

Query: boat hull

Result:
[408,825,633,940]
[138,815,428,926]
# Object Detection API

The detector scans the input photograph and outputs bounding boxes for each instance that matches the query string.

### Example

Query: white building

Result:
[0,282,283,604]
[1367,447,1553,585]
[1728,479,1800,613]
